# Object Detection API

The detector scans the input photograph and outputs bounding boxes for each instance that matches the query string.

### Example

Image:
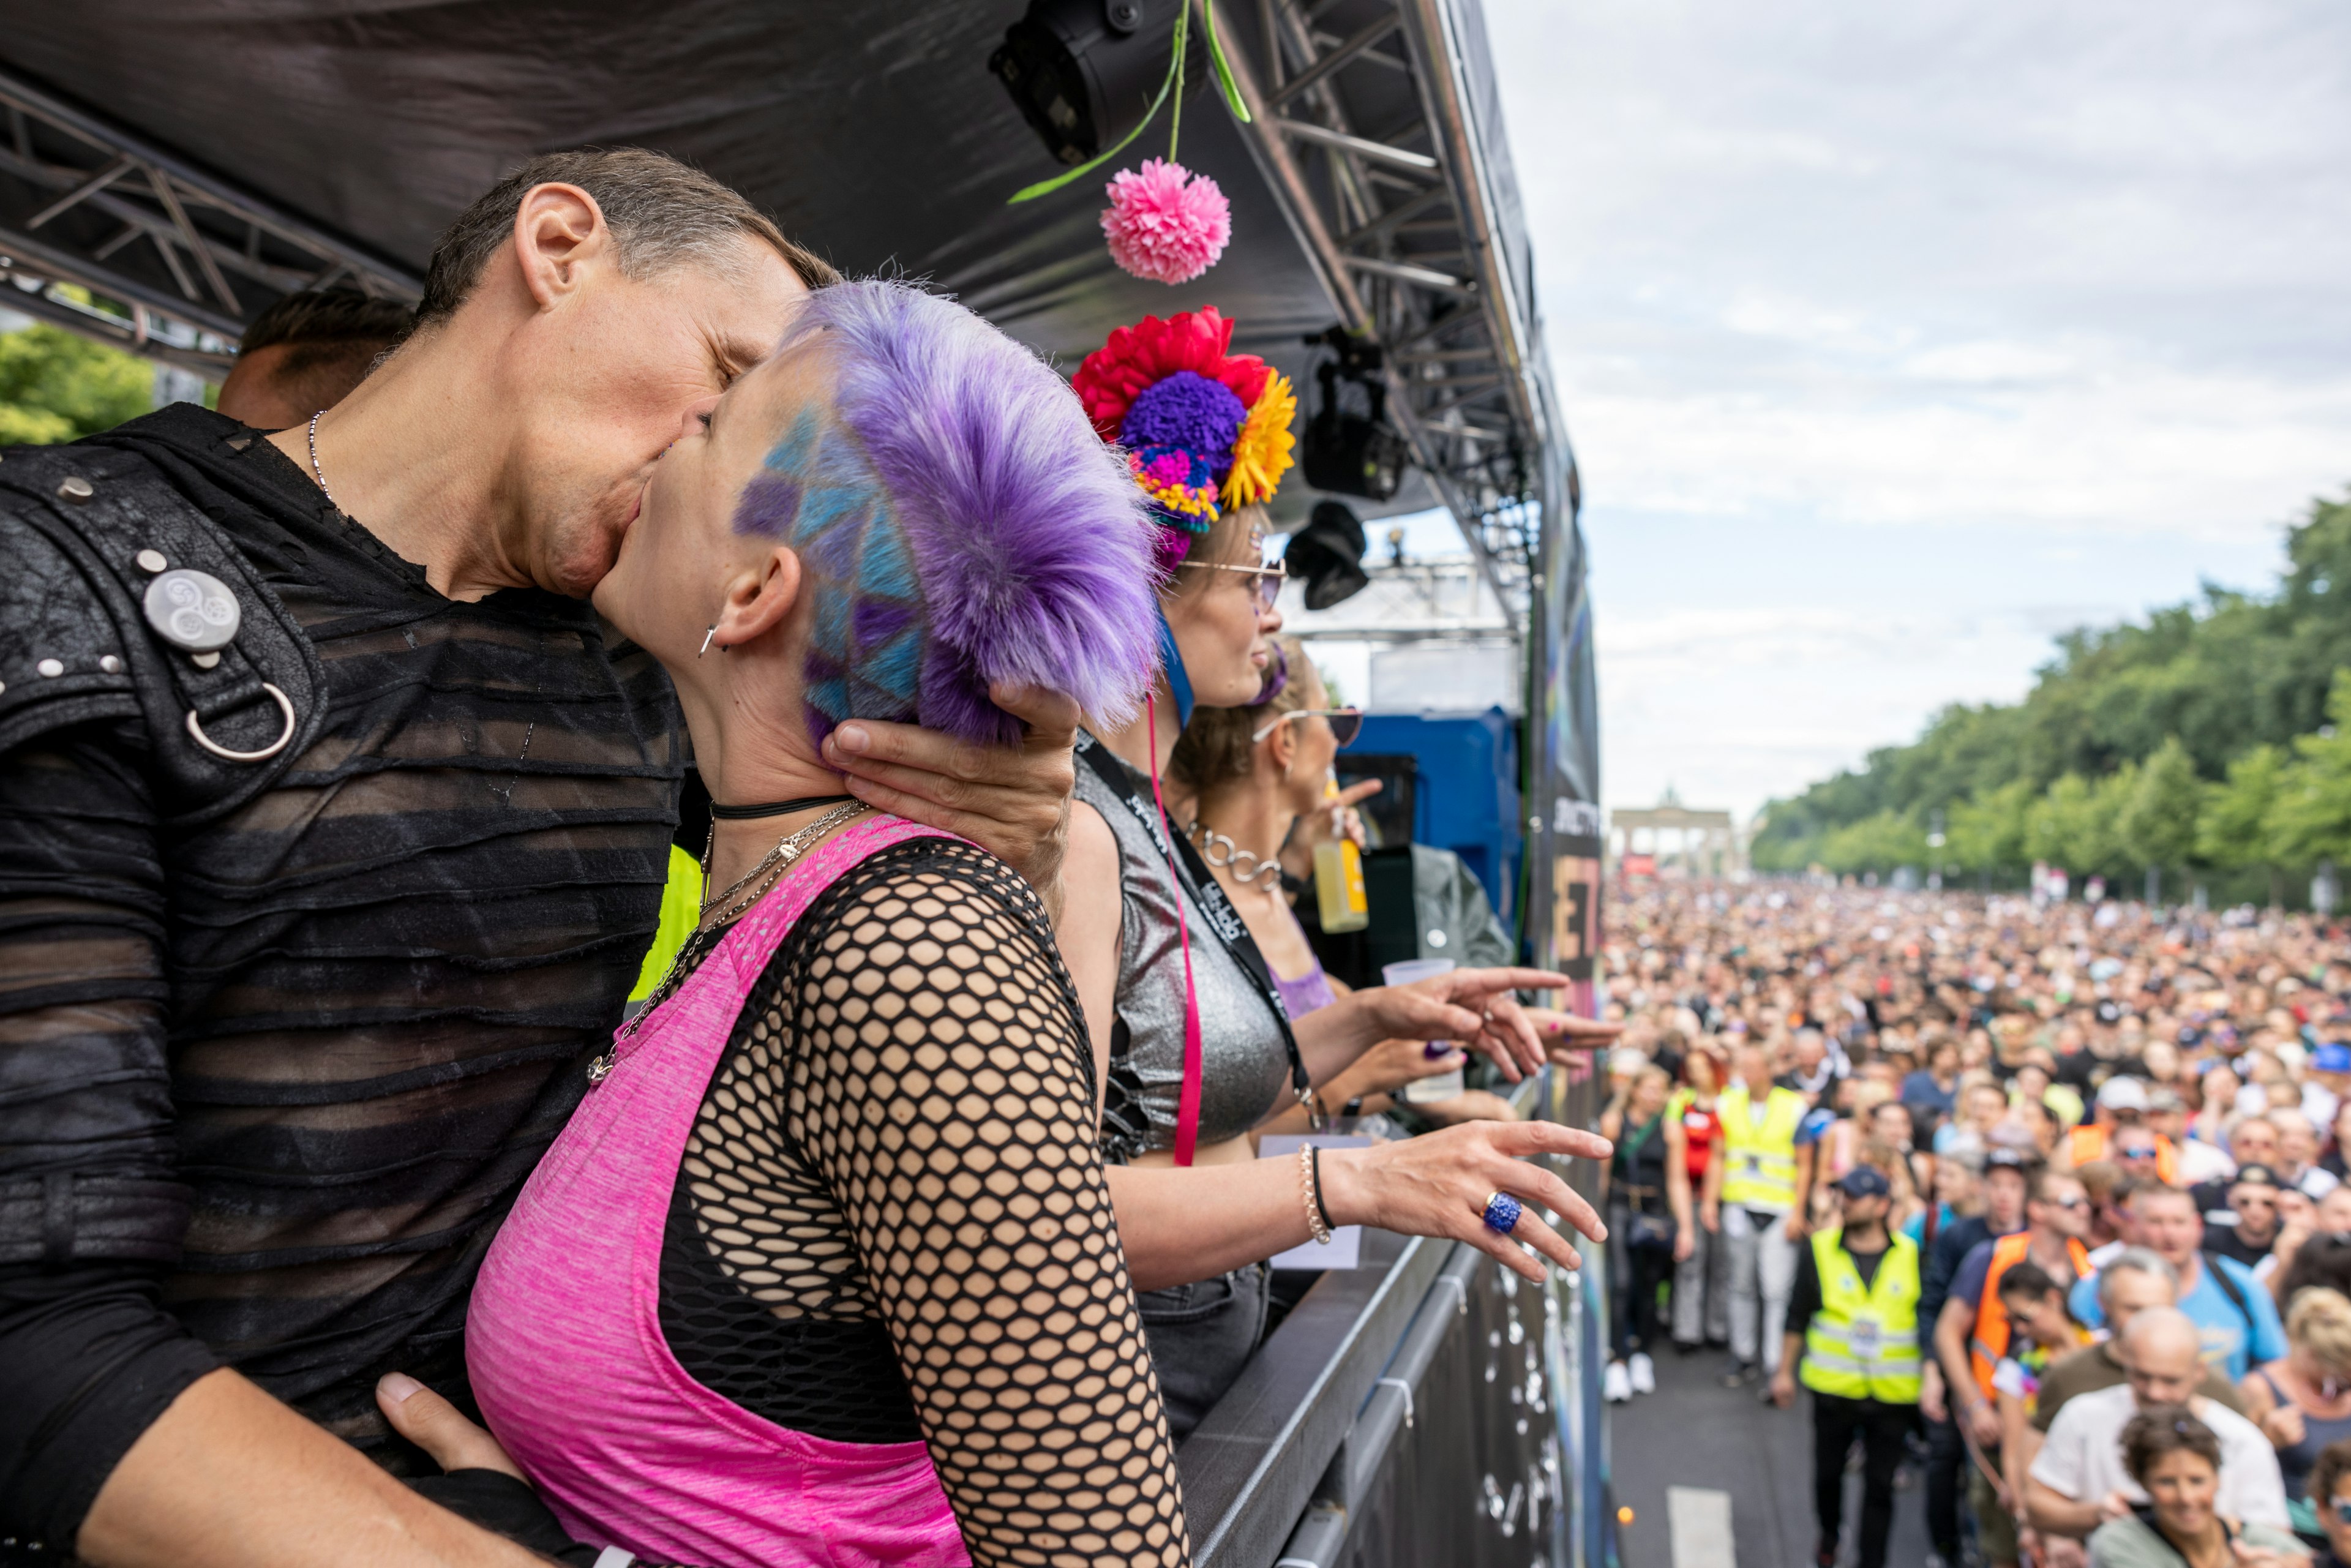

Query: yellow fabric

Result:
[628,844,705,1002]
[1800,1228,1922,1404]
[1717,1084,1805,1210]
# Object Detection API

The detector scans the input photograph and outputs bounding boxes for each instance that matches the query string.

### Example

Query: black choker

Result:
[708,793,857,820]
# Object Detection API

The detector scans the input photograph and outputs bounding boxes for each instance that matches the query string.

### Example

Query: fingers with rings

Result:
[1482,1191,1523,1233]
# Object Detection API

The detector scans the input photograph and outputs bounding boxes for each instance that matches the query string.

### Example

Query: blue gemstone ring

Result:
[1483,1191,1523,1234]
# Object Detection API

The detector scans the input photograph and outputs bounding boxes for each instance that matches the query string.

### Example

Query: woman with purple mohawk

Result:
[455,280,1188,1568]
[1057,310,1622,1437]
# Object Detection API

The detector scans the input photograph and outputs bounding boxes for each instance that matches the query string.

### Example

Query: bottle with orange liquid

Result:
[1311,776,1368,933]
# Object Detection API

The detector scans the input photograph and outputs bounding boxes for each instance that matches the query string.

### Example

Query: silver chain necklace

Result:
[588,799,869,1084]
[306,410,340,511]
[1185,819,1284,890]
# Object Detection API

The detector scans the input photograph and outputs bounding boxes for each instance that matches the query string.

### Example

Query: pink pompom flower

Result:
[1101,159,1231,285]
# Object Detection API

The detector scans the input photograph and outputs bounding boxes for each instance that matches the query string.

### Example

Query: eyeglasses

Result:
[1252,707,1363,746]
[2117,1145,2159,1160]
[2334,1497,2351,1526]
[1179,558,1288,612]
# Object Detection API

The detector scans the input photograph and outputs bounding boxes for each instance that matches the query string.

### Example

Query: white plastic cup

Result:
[1382,957,1463,1104]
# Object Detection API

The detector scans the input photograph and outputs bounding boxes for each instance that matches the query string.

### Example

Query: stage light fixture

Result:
[1299,327,1409,502]
[988,0,1168,168]
[1285,501,1371,610]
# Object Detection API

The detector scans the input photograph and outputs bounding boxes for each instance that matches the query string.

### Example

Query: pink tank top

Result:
[466,814,967,1568]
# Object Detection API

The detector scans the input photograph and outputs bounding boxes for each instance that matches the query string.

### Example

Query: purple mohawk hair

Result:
[770,280,1160,747]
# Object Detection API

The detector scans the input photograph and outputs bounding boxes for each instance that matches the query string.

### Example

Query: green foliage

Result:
[1754,489,2351,893]
[2119,736,2202,872]
[1946,778,2034,872]
[2264,672,2351,868]
[0,323,152,445]
[2199,744,2285,869]
[1817,809,1929,876]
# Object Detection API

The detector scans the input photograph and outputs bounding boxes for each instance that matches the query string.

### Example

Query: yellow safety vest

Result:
[1799,1228,1922,1405]
[628,844,707,1002]
[1717,1084,1805,1211]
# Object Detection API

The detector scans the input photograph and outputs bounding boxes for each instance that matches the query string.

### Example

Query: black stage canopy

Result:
[0,0,1600,921]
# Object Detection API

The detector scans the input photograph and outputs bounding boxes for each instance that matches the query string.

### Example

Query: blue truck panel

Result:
[1350,709,1523,925]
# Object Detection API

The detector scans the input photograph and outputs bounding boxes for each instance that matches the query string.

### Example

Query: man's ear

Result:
[512,182,609,309]
[714,546,803,650]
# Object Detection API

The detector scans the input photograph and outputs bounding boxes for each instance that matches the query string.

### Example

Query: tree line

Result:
[1751,489,2351,903]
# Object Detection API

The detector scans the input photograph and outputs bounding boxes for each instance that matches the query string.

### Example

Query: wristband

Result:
[1299,1144,1333,1244]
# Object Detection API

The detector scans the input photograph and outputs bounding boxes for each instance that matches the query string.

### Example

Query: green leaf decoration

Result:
[1201,1,1252,123]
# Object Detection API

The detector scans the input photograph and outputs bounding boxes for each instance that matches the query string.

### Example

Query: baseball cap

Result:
[2148,1087,2185,1114]
[1835,1166,1892,1199]
[1984,1147,2034,1174]
[2232,1163,2282,1190]
[2096,1076,2150,1112]
[2314,1042,2351,1075]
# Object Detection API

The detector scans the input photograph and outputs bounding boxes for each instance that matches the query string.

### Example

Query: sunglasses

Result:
[2117,1146,2159,1160]
[1181,558,1288,612]
[1253,707,1363,746]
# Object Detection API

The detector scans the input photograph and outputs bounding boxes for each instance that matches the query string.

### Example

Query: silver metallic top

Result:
[1075,733,1294,1164]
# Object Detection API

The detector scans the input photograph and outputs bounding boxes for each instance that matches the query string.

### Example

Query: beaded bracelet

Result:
[1299,1143,1333,1245]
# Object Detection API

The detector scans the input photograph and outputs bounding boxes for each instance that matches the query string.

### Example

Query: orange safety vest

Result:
[1967,1230,2093,1401]
[2065,1124,2179,1184]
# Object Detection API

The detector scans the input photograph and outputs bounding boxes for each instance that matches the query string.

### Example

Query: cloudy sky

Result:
[1475,0,2351,822]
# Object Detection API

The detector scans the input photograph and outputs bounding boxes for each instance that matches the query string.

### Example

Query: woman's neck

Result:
[1192,781,1292,891]
[2157,1514,2226,1565]
[1090,675,1182,779]
[676,665,858,909]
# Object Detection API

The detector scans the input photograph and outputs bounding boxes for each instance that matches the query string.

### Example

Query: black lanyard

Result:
[1075,732,1316,1119]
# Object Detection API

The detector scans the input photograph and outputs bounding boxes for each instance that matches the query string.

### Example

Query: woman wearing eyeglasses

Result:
[1056,309,1620,1436]
[1166,637,1488,1121]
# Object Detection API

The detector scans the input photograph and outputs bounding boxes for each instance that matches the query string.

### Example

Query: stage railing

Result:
[1175,1059,1608,1567]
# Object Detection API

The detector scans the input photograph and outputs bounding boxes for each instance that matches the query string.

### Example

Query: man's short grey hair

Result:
[2100,1246,2180,1305]
[414,147,839,327]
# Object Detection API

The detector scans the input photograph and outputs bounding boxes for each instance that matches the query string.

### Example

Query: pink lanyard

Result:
[1144,692,1205,1166]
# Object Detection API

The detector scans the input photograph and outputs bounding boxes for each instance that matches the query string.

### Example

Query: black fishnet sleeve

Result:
[782,838,1189,1568]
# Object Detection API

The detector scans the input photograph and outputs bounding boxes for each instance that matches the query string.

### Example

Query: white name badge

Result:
[1848,1316,1881,1360]
[1261,1134,1374,1270]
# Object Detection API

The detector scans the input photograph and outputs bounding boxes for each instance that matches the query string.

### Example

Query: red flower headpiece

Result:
[1071,308,1272,444]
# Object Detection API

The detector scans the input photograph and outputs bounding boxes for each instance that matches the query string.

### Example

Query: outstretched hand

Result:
[819,683,1078,918]
[1321,1119,1612,1283]
[1359,967,1572,1082]
[1526,1007,1623,1061]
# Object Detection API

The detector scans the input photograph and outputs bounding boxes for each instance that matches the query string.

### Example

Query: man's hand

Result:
[820,683,1077,918]
[1768,1366,1796,1409]
[1673,1225,1695,1262]
[2096,1489,2132,1523]
[1966,1395,2003,1449]
[1784,1209,1812,1242]
[1920,1364,1948,1424]
[376,1374,522,1480]
[1700,1198,1720,1233]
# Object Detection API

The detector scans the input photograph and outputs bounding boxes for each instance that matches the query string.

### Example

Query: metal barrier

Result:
[1176,1060,1609,1567]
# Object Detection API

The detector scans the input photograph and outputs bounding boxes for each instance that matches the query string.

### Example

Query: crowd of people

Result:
[1597,882,2351,1567]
